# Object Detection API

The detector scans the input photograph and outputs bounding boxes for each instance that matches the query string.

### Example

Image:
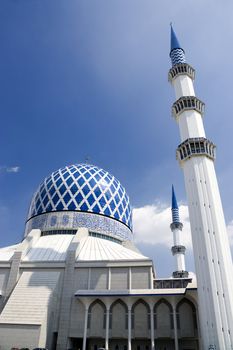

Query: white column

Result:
[196,306,203,350]
[88,268,91,289]
[172,303,179,350]
[172,228,186,272]
[128,307,132,350]
[128,267,132,290]
[82,306,89,350]
[150,305,155,350]
[150,267,153,289]
[105,306,110,350]
[108,268,111,290]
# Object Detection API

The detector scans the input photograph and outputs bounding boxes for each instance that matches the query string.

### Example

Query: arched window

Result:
[109,299,128,331]
[131,299,150,332]
[154,299,173,336]
[87,299,107,332]
[176,298,197,337]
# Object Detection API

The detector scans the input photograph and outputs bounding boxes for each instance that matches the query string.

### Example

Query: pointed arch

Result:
[109,299,128,333]
[110,298,128,313]
[154,298,173,312]
[154,298,173,330]
[88,299,107,313]
[87,299,107,330]
[176,297,196,312]
[132,299,150,331]
[132,298,150,313]
[176,297,197,331]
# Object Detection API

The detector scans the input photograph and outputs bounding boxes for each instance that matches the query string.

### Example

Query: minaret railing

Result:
[176,137,216,162]
[172,96,205,119]
[171,245,186,255]
[168,63,195,82]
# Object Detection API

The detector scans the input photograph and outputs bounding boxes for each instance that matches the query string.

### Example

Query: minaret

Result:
[170,185,188,278]
[169,25,233,349]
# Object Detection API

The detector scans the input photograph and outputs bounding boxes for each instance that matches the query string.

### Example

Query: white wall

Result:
[0,324,40,350]
[74,268,89,289]
[69,299,85,338]
[111,267,128,289]
[131,267,150,289]
[90,268,108,290]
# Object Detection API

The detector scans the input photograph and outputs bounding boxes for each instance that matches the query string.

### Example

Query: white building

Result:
[0,26,231,350]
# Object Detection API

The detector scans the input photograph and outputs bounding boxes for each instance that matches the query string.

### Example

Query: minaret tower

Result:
[170,185,188,278]
[169,25,233,349]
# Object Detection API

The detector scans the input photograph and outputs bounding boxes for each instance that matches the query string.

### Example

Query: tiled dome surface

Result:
[27,164,132,230]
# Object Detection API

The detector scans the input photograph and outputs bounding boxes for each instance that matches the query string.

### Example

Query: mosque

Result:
[0,27,232,350]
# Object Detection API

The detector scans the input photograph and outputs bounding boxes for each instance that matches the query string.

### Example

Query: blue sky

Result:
[1,0,233,276]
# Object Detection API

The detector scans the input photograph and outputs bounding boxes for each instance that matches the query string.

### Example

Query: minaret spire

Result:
[171,184,179,221]
[170,185,188,278]
[168,25,233,349]
[170,24,186,67]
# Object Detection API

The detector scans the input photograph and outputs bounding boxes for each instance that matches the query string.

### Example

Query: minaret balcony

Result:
[168,63,195,82]
[176,137,216,162]
[170,222,183,231]
[171,245,186,255]
[172,96,205,119]
[172,270,189,278]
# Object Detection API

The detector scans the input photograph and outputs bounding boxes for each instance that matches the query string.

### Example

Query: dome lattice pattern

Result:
[27,164,132,230]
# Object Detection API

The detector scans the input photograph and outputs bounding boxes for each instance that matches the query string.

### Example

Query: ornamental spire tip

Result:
[170,24,183,52]
[172,185,178,210]
[169,25,186,66]
[171,185,180,223]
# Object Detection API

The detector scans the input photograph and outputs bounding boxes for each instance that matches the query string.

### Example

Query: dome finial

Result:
[169,24,186,66]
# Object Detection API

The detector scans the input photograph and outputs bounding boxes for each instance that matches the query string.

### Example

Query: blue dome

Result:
[27,164,132,230]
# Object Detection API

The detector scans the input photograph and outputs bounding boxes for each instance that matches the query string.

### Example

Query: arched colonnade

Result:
[79,296,198,350]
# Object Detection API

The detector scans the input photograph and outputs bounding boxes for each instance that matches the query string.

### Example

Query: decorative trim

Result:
[172,96,205,119]
[176,137,216,163]
[25,211,133,241]
[170,48,186,67]
[168,63,195,82]
[171,245,186,255]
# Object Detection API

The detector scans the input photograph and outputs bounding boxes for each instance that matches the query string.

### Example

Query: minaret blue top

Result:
[170,24,186,67]
[171,185,180,223]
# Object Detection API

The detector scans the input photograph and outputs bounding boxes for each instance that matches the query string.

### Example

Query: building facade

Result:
[0,163,198,350]
[0,27,231,350]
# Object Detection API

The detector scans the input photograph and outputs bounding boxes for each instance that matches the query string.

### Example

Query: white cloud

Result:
[133,203,233,249]
[0,166,20,173]
[6,166,20,173]
[133,203,192,248]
